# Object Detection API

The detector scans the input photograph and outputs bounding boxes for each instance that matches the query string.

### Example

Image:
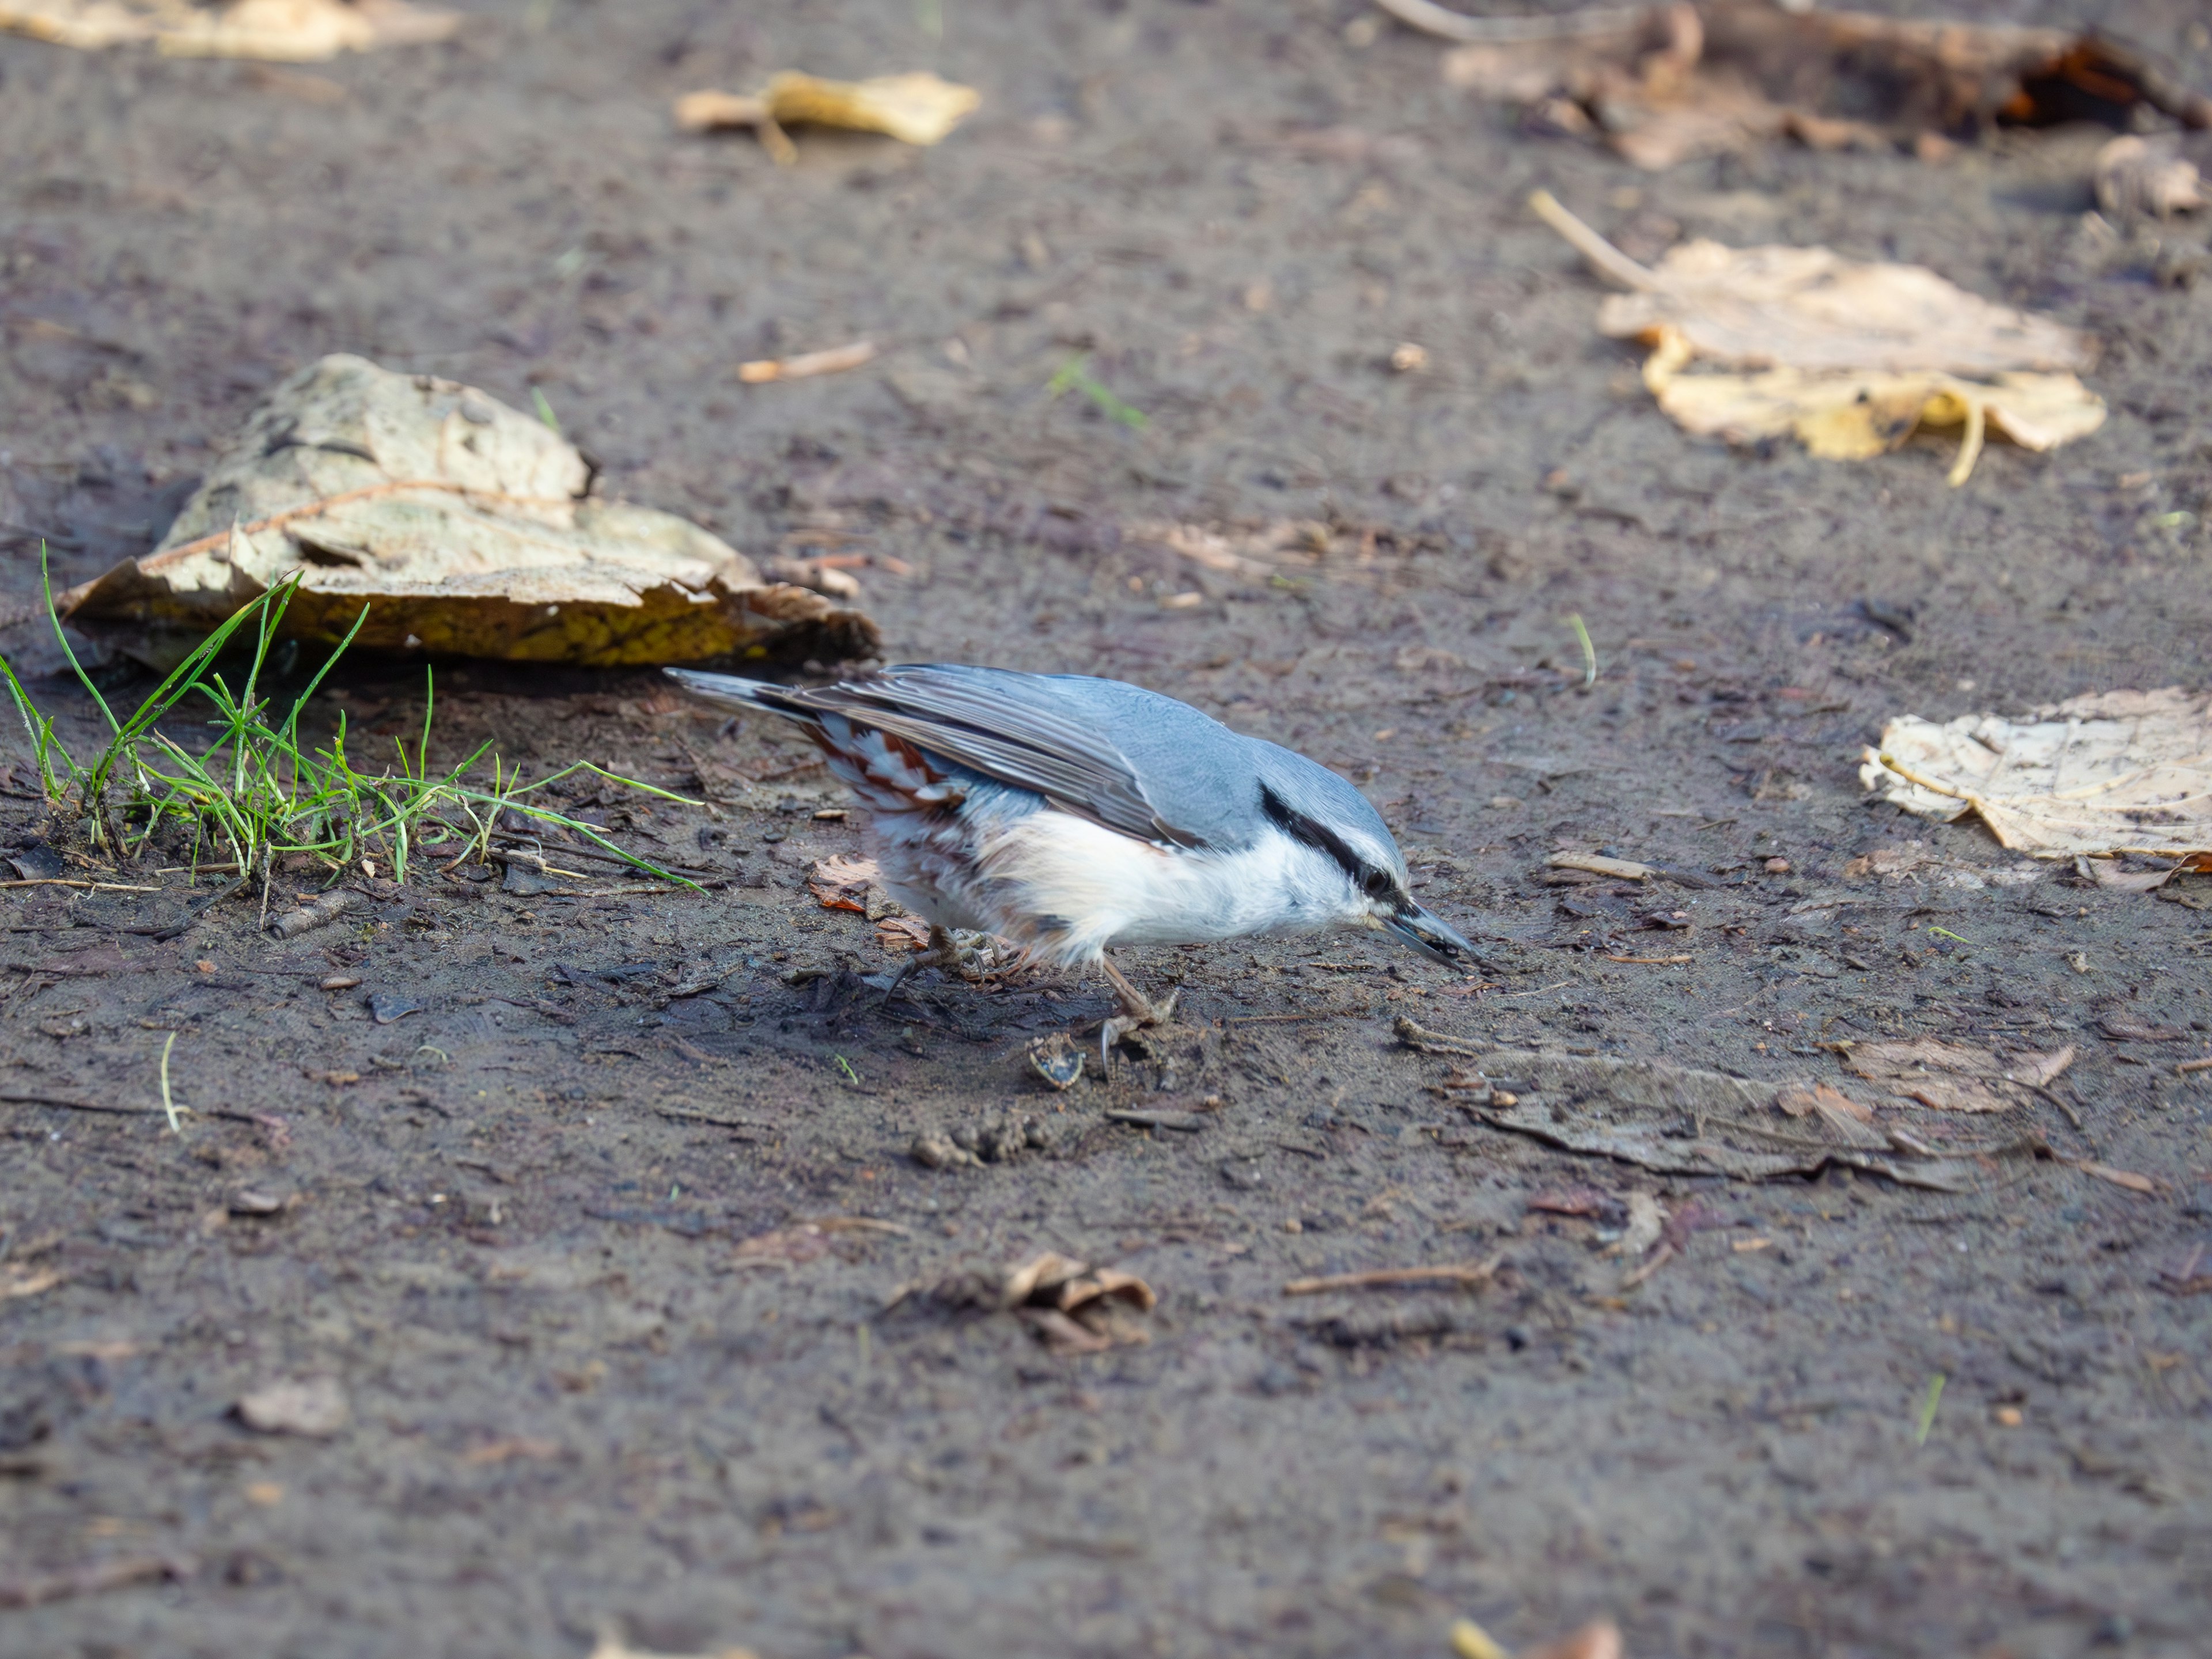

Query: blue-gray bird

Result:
[666,664,1472,1027]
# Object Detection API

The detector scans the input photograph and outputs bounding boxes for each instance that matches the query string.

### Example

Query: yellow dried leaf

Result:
[0,0,155,48]
[1642,346,2105,487]
[1863,688,2212,859]
[676,70,979,161]
[57,355,877,670]
[5,0,460,59]
[2,0,457,59]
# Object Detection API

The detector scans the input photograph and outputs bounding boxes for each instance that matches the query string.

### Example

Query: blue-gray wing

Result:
[687,665,1228,847]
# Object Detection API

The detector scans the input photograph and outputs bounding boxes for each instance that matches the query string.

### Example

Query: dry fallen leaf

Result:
[807,854,880,914]
[906,1252,1157,1354]
[676,70,979,163]
[1449,1613,1625,1659]
[876,914,934,952]
[1862,688,2212,861]
[1839,1039,2074,1112]
[1533,190,2104,484]
[53,354,877,669]
[2096,135,2206,219]
[236,1375,349,1437]
[1410,1038,1988,1191]
[1,0,458,58]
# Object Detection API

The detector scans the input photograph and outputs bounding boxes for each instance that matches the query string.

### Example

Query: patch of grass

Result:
[1047,354,1148,429]
[0,547,695,891]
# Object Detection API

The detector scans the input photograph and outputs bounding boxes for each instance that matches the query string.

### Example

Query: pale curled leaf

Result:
[57,354,877,669]
[2095,136,2205,219]
[1862,688,2212,859]
[1533,192,2103,483]
[1591,236,2099,375]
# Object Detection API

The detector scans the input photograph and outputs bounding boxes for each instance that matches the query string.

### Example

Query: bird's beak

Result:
[1381,902,1474,965]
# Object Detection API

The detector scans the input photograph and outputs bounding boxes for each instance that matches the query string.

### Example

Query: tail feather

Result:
[665,667,965,816]
[663,668,810,722]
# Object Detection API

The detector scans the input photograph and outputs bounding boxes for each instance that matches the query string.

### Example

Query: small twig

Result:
[2178,1056,2212,1075]
[0,1552,196,1610]
[1604,952,1693,965]
[1392,1014,1493,1057]
[0,1090,130,1115]
[1103,1108,1213,1132]
[0,879,161,892]
[1528,188,1663,292]
[738,340,877,384]
[1373,0,1651,46]
[1283,1258,1500,1296]
[651,1104,771,1135]
[158,1031,181,1134]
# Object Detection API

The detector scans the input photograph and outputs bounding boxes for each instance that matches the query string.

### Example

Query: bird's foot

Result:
[916,925,993,982]
[1097,957,1179,1066]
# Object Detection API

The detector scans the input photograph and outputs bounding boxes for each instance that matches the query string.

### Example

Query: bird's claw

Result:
[1097,973,1177,1068]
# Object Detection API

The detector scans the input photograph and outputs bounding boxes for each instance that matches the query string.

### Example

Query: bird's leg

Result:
[1097,955,1178,1067]
[877,925,967,1011]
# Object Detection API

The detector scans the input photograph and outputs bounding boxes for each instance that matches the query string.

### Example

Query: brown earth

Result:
[3,2,2211,1656]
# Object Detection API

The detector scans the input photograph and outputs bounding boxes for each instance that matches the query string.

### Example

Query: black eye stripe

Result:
[1260,785,1375,888]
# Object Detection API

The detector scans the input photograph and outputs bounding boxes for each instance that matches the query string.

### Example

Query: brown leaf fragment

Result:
[876,915,933,953]
[56,355,876,670]
[806,855,879,914]
[1527,1186,1628,1224]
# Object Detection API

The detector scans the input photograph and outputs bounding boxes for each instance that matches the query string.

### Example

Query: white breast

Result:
[951,809,1362,966]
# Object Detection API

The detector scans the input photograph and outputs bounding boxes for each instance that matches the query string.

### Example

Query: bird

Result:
[666,664,1472,1041]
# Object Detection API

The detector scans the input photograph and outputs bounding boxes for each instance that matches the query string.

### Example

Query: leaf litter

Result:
[1398,1018,2044,1192]
[888,1252,1157,1355]
[50,355,878,670]
[1863,688,2212,863]
[1426,1,2210,172]
[1532,191,2104,484]
[0,0,457,59]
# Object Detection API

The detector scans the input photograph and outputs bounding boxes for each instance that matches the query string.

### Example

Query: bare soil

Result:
[4,3,2211,1656]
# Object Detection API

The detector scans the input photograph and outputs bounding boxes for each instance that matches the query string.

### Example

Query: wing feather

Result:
[695,666,1205,847]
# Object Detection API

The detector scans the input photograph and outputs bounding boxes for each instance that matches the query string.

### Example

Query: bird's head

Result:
[1257,778,1475,966]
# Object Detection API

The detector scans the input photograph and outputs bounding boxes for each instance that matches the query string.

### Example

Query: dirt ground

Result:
[4,2,2212,1655]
